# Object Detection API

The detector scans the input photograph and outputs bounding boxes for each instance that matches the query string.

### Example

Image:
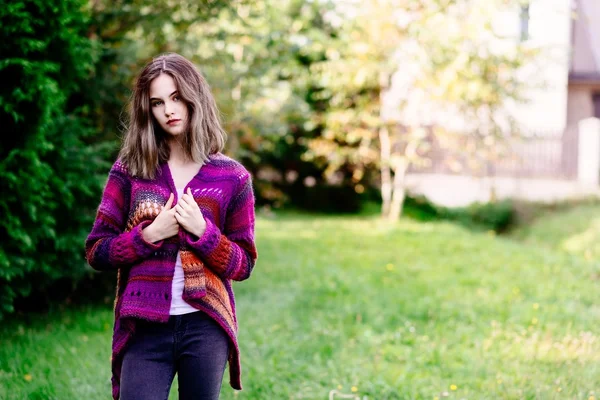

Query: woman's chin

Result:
[165,127,185,137]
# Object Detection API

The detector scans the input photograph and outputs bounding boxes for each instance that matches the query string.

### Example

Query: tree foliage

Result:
[0,0,106,317]
[0,0,540,316]
[307,0,537,219]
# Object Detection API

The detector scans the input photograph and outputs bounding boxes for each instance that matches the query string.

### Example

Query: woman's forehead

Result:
[149,73,177,98]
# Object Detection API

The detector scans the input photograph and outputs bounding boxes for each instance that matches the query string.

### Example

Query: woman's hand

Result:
[142,193,179,243]
[174,188,207,238]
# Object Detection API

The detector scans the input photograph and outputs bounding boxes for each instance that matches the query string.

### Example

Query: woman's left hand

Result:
[175,187,207,238]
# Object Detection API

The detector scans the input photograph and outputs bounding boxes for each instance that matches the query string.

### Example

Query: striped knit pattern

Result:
[85,153,257,400]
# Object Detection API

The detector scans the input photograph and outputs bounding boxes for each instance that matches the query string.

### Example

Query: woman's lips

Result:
[167,119,181,126]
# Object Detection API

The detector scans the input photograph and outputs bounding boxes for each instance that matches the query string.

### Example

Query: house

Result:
[404,0,600,206]
[568,0,600,129]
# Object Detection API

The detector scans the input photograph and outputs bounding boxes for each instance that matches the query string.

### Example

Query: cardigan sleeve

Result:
[85,161,164,271]
[182,172,258,281]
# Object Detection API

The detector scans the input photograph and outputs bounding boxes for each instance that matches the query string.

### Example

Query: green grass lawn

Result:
[2,211,600,399]
[511,201,600,262]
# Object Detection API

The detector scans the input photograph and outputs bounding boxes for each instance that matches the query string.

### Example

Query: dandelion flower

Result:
[24,374,32,382]
[450,384,458,391]
[351,386,358,392]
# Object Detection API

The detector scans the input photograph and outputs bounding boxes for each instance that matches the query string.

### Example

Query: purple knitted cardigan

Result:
[85,152,257,400]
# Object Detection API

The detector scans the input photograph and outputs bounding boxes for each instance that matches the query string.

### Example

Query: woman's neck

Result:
[168,139,188,166]
[167,138,204,169]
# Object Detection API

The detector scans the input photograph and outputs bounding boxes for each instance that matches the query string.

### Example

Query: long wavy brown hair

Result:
[119,53,227,179]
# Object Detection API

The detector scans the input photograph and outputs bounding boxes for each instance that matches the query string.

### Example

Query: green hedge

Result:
[404,195,515,233]
[0,0,109,319]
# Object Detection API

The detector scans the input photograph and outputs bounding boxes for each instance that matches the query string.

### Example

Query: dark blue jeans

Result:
[120,311,230,400]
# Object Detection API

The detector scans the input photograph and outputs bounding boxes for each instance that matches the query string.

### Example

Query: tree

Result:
[175,0,352,210]
[308,0,536,220]
[0,0,102,317]
[84,0,236,144]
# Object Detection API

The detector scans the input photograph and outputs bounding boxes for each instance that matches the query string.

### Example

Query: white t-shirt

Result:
[169,187,200,315]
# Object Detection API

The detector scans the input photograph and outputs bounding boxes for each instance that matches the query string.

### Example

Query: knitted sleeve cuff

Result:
[183,218,220,257]
[131,220,164,257]
[106,220,164,266]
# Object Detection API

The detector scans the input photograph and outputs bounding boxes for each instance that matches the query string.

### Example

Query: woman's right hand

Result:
[142,193,179,243]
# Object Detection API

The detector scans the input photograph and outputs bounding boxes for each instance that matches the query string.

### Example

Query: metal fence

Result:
[409,127,579,180]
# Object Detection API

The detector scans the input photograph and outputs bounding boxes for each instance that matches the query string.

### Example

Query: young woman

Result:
[85,53,258,400]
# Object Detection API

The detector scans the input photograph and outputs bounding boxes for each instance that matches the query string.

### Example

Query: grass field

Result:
[2,210,600,399]
[511,201,600,262]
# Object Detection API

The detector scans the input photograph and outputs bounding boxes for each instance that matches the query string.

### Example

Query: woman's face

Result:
[149,73,188,138]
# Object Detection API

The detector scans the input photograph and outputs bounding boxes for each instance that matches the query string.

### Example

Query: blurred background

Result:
[2,0,600,399]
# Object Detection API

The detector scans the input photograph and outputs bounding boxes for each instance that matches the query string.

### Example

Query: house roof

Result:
[569,72,600,84]
[570,0,600,82]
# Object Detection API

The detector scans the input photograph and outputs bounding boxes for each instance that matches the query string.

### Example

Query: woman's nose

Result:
[164,104,172,116]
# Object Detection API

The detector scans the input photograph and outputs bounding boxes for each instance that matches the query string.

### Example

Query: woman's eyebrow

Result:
[150,91,178,101]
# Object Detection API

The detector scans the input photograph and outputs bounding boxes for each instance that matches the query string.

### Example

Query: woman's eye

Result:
[152,101,163,107]
[173,96,180,102]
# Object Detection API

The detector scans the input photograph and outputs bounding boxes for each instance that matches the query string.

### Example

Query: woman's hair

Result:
[119,53,226,179]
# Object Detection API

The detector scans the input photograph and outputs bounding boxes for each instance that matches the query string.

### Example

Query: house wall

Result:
[566,0,600,134]
[571,13,597,72]
[506,0,571,133]
[567,85,600,125]
[382,0,572,136]
[571,0,600,74]
[406,174,600,207]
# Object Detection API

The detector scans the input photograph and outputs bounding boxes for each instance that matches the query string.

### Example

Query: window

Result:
[593,93,600,119]
[519,5,530,41]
